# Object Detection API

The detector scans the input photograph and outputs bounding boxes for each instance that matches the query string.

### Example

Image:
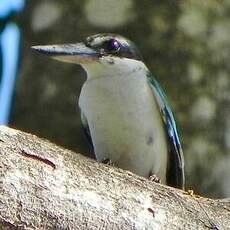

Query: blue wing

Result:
[147,71,185,189]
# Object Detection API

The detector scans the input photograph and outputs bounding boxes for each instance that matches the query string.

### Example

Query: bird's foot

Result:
[149,174,161,183]
[102,158,114,166]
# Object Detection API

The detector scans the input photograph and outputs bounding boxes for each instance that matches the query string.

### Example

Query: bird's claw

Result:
[149,174,161,183]
[102,158,114,166]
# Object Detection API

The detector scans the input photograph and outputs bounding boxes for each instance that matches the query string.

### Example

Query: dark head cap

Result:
[85,34,143,61]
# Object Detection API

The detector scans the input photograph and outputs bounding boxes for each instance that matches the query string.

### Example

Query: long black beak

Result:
[31,42,100,64]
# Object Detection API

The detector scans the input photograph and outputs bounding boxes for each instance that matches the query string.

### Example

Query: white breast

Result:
[79,69,168,182]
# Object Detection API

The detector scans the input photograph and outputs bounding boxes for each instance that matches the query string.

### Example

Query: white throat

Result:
[82,57,148,80]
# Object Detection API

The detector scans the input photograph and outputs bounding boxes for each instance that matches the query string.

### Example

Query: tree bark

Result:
[0,126,229,230]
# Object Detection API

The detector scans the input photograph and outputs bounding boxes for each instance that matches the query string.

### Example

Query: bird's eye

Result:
[106,39,121,52]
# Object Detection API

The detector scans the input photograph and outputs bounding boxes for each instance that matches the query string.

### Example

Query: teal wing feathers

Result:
[147,71,185,189]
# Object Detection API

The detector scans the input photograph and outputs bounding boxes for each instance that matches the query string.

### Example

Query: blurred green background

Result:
[10,0,230,198]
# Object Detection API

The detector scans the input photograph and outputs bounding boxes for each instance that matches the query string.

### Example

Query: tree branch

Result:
[0,126,229,229]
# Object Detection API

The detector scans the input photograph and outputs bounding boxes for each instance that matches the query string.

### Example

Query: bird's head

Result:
[32,34,147,79]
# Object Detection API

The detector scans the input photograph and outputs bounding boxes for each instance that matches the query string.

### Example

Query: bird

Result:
[31,33,185,189]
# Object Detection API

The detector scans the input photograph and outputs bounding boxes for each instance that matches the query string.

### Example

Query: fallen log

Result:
[0,126,229,229]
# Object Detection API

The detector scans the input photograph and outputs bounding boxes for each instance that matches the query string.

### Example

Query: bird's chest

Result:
[79,75,155,127]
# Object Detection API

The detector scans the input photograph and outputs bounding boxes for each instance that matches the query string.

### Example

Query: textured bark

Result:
[0,126,229,230]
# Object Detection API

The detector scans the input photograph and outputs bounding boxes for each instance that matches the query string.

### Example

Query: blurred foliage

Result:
[11,0,230,198]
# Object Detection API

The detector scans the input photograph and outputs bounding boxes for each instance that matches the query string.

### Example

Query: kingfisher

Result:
[32,34,185,189]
